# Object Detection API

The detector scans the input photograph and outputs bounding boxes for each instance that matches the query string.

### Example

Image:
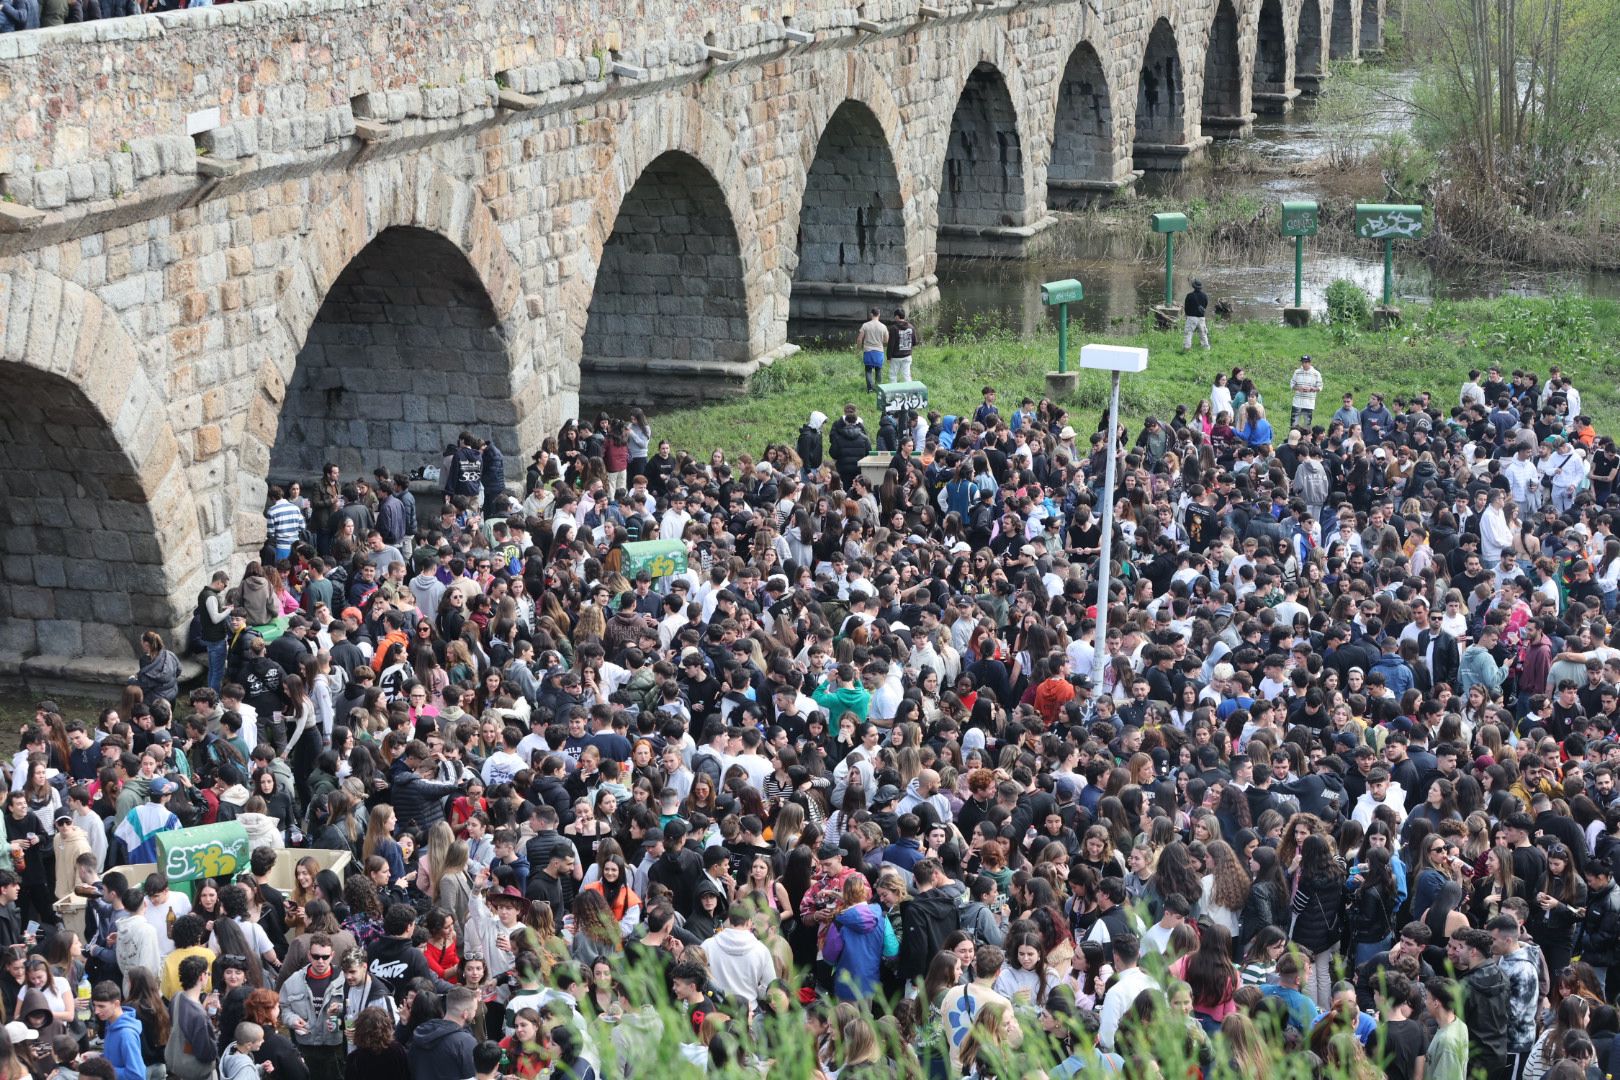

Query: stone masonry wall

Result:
[0,0,1376,666]
[794,102,909,289]
[579,151,751,379]
[1201,3,1244,119]
[270,226,518,480]
[938,64,1028,231]
[1048,46,1118,188]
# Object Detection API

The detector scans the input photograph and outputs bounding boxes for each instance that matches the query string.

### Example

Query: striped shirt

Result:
[265,499,304,544]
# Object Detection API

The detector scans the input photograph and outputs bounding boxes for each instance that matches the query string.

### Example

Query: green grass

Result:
[654,296,1620,456]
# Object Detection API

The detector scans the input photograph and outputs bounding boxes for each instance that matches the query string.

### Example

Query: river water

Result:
[927,71,1620,337]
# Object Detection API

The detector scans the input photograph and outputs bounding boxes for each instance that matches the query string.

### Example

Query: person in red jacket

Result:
[1033,653,1077,729]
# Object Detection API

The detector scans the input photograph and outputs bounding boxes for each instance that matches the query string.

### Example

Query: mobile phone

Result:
[23,921,38,938]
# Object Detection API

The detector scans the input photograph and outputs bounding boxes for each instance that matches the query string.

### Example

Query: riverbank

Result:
[654,296,1620,457]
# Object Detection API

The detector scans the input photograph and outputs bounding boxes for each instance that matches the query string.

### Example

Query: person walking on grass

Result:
[1183,279,1210,351]
[857,308,889,392]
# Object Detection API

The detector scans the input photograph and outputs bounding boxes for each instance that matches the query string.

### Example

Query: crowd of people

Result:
[10,356,1620,1080]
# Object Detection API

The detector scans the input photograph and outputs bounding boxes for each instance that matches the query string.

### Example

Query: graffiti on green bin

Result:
[622,540,689,580]
[157,823,251,883]
[1354,204,1425,239]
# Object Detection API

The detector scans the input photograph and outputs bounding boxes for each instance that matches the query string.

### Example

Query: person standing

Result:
[265,487,304,562]
[1420,976,1469,1080]
[1289,355,1323,430]
[857,308,889,392]
[91,982,146,1080]
[887,308,917,383]
[196,572,234,694]
[280,933,345,1080]
[407,987,479,1080]
[1182,279,1210,351]
[167,956,218,1080]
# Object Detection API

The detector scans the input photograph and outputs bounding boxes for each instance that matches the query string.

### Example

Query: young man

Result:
[338,947,396,1045]
[407,987,479,1080]
[280,932,345,1080]
[1289,355,1323,429]
[1258,950,1323,1032]
[91,982,146,1080]
[1421,976,1469,1080]
[856,307,888,392]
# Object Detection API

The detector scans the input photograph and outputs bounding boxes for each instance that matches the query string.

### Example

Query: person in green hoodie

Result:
[812,662,871,742]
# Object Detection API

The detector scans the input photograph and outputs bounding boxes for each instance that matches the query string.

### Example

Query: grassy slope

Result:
[653,297,1620,457]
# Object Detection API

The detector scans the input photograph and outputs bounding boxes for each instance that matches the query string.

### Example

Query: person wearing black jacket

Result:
[1453,928,1515,1079]
[367,904,451,999]
[896,861,962,987]
[1580,862,1620,998]
[1238,847,1288,956]
[406,987,478,1080]
[647,820,706,919]
[1275,756,1348,821]
[827,405,871,485]
[388,743,461,835]
[1289,835,1346,1008]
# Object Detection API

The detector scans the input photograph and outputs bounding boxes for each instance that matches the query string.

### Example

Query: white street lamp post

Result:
[1079,344,1150,687]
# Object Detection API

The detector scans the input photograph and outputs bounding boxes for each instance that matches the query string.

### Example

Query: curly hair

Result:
[352,1007,397,1054]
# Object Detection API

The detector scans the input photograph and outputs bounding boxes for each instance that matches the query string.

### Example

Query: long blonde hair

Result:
[424,821,455,879]
[361,804,396,862]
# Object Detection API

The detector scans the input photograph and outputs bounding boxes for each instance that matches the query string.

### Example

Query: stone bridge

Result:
[0,0,1379,673]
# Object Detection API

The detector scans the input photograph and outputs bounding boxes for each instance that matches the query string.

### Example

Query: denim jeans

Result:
[1354,937,1391,969]
[205,637,228,692]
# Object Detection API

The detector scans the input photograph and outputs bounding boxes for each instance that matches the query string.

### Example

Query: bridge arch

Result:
[938,61,1029,234]
[1254,0,1291,96]
[580,149,751,398]
[1133,17,1188,164]
[1330,0,1357,58]
[574,97,768,406]
[788,98,912,332]
[257,160,531,535]
[1201,0,1244,130]
[0,265,205,661]
[1048,41,1118,205]
[1297,0,1325,85]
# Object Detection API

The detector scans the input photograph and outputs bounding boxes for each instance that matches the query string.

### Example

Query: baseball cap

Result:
[149,778,177,796]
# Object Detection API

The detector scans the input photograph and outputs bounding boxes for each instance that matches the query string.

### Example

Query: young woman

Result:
[567,890,621,970]
[1529,843,1586,975]
[498,1007,550,1080]
[1288,834,1346,1010]
[1345,846,1399,967]
[1182,924,1240,1029]
[991,932,1055,1013]
[361,804,407,886]
[1239,926,1288,987]
[1199,840,1249,938]
[737,855,791,917]
[579,856,641,936]
[1412,832,1467,923]
[422,908,461,983]
[1468,844,1523,927]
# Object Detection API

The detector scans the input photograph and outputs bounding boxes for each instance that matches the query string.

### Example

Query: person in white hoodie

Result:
[699,907,775,1015]
[1351,766,1407,829]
